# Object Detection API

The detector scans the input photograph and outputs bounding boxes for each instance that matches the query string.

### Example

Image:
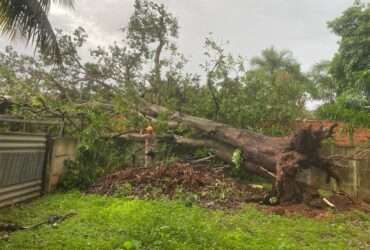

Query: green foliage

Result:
[231,149,242,170]
[60,138,126,190]
[0,192,369,249]
[153,111,172,134]
[244,47,312,134]
[128,0,178,56]
[114,183,134,198]
[328,2,370,96]
[127,0,181,105]
[193,147,211,158]
[310,2,370,128]
[121,240,142,250]
[316,90,370,127]
[309,60,338,102]
[188,42,310,135]
[59,108,131,189]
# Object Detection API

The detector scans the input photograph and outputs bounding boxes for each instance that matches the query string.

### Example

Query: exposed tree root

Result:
[275,124,340,204]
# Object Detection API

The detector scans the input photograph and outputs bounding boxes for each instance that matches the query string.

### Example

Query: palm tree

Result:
[250,47,299,77]
[0,0,74,64]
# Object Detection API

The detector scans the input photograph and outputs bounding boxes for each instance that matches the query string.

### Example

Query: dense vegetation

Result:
[312,2,370,126]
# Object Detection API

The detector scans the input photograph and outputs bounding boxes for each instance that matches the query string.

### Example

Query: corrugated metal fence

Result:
[0,133,47,208]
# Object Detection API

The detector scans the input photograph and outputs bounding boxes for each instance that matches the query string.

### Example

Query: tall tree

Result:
[246,47,311,133]
[328,2,370,97]
[0,0,74,63]
[127,0,179,104]
[250,47,301,81]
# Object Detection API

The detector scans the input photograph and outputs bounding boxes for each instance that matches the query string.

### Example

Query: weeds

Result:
[0,192,369,250]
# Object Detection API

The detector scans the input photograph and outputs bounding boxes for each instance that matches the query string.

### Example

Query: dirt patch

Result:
[263,204,332,219]
[327,193,355,211]
[87,163,267,209]
[263,193,369,218]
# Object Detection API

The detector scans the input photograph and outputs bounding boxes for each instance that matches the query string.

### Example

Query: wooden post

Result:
[144,136,151,168]
[352,159,359,199]
[330,143,338,192]
[144,125,154,168]
[307,169,314,186]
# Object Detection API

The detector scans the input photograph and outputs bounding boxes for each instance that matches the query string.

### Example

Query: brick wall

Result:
[296,119,370,146]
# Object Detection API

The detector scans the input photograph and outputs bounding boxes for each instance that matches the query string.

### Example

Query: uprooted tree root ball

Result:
[274,124,341,205]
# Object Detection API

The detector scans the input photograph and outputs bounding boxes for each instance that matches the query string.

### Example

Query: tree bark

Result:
[120,133,276,180]
[142,103,287,171]
[140,103,341,205]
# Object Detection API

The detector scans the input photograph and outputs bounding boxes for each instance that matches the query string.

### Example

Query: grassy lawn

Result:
[0,192,369,250]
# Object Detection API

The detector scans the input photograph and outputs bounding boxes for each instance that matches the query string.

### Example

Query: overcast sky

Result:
[0,0,365,74]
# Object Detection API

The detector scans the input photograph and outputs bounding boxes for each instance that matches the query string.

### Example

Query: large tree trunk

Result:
[140,103,341,205]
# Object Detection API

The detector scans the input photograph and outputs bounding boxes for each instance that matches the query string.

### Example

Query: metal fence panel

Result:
[0,133,46,208]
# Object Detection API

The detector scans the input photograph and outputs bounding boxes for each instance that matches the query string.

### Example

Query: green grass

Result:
[0,192,369,250]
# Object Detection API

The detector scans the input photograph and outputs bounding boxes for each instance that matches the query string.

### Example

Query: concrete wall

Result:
[359,153,370,202]
[45,138,77,192]
[304,144,370,201]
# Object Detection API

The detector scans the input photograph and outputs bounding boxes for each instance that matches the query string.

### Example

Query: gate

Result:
[0,133,48,208]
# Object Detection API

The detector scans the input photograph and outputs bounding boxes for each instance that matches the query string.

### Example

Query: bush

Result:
[60,138,131,190]
[316,91,370,127]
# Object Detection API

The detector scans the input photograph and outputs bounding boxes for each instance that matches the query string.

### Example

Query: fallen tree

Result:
[137,103,343,205]
[6,95,343,205]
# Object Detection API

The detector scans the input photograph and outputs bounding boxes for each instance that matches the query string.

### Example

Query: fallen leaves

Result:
[87,163,267,209]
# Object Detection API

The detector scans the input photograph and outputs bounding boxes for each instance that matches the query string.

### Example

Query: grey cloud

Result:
[1,0,366,73]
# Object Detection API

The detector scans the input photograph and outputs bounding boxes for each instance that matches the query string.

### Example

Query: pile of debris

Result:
[87,163,267,209]
[87,163,366,215]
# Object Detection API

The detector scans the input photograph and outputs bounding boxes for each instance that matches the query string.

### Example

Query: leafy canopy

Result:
[328,2,370,96]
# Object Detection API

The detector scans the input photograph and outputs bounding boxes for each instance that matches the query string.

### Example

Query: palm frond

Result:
[52,0,75,9]
[0,0,75,64]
